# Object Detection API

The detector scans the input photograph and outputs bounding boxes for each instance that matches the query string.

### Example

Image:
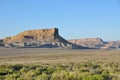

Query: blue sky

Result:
[0,0,120,41]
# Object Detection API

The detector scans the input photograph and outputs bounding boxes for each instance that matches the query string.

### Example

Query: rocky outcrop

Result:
[69,38,120,49]
[4,28,59,43]
[101,41,120,49]
[69,38,105,49]
[2,28,120,49]
[3,28,85,49]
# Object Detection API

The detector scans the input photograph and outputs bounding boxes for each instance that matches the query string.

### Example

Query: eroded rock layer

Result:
[3,28,84,49]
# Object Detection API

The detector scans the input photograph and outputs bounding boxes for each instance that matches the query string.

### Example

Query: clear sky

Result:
[0,0,120,41]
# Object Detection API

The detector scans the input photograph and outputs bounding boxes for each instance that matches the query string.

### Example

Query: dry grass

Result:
[0,48,120,64]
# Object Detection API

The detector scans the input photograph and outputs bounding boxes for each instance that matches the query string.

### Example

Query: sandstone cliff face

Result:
[3,28,84,48]
[69,38,105,48]
[2,28,120,49]
[4,28,58,43]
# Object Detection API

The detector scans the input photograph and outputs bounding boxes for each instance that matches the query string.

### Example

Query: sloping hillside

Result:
[3,28,85,49]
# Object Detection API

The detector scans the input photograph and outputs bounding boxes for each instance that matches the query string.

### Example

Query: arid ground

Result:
[0,48,120,64]
[0,48,120,80]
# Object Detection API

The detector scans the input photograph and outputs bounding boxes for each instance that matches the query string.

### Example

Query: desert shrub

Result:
[35,73,49,80]
[11,64,23,71]
[0,76,5,80]
[46,66,54,74]
[0,70,8,76]
[5,73,20,80]
[51,70,69,80]
[0,61,119,80]
[82,74,105,80]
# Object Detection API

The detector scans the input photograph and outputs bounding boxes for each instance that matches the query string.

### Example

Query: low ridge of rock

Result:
[3,28,86,49]
[101,41,120,49]
[69,38,120,49]
[69,38,105,48]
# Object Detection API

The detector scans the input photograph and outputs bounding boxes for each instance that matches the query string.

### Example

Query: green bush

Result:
[0,61,119,80]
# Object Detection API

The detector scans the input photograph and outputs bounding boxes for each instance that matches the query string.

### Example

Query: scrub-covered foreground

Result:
[0,61,120,80]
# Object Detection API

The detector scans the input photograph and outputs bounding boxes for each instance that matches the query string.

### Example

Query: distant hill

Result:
[69,38,105,49]
[2,28,86,49]
[69,38,120,49]
[1,28,120,49]
[102,41,120,49]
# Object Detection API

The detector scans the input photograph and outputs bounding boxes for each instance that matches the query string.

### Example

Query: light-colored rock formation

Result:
[69,38,120,49]
[69,38,105,48]
[101,41,120,49]
[4,28,59,43]
[3,28,120,49]
[3,28,85,48]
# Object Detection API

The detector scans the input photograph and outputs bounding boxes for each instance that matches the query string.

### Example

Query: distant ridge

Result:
[69,38,105,49]
[69,38,120,49]
[2,28,87,49]
[1,28,120,49]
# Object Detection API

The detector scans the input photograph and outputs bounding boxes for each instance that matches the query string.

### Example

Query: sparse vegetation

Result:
[0,48,120,80]
[0,61,120,80]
